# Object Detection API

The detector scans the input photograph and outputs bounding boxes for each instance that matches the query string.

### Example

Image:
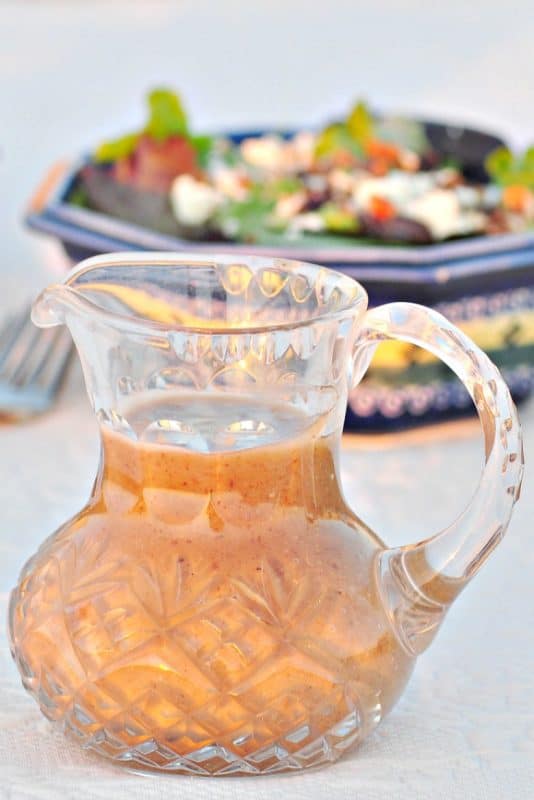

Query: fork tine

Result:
[0,308,32,369]
[0,306,73,418]
[0,313,19,355]
[33,328,73,392]
[12,326,61,386]
[0,312,39,381]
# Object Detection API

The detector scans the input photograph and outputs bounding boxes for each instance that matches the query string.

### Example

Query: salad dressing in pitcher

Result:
[13,394,412,772]
[9,254,522,775]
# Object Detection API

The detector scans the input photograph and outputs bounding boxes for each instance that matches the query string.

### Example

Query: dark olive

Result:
[360,213,434,244]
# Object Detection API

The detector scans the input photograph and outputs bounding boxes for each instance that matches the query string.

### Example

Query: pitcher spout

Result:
[32,284,83,328]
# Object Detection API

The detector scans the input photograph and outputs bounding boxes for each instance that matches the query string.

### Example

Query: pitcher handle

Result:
[352,302,524,656]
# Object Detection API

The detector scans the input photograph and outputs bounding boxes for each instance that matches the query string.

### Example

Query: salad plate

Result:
[25,90,534,430]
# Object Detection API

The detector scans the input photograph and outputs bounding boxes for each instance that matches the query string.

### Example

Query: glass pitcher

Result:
[9,253,523,776]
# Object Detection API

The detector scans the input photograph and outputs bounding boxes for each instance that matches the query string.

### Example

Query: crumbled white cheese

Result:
[240,136,287,171]
[275,191,307,220]
[212,167,249,200]
[329,168,358,195]
[480,184,502,210]
[170,175,222,227]
[397,149,420,172]
[455,210,488,236]
[240,132,317,174]
[436,167,461,187]
[306,173,329,193]
[406,189,485,240]
[353,171,436,212]
[291,131,316,171]
[288,212,325,234]
[351,171,487,239]
[455,185,481,209]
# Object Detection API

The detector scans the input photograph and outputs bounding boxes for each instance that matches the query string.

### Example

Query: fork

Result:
[0,305,73,419]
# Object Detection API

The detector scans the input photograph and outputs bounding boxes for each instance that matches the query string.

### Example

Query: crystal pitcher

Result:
[9,253,523,775]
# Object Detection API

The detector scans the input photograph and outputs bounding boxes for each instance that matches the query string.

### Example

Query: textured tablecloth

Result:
[1,367,532,800]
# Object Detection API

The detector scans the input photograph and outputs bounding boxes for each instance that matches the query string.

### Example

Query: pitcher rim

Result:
[37,251,369,336]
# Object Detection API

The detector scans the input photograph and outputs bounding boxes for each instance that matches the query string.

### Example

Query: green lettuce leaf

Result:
[320,202,359,234]
[315,99,374,159]
[216,186,275,241]
[94,132,140,163]
[346,100,374,146]
[315,123,364,159]
[145,88,189,140]
[485,146,534,189]
[190,134,213,168]
[94,88,213,166]
[270,176,304,196]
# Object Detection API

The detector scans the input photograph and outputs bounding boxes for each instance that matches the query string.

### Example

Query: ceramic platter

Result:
[25,122,534,431]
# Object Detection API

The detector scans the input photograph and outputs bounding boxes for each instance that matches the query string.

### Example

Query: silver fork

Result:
[0,306,73,419]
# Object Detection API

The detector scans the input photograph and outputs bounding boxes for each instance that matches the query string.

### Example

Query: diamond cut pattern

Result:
[177,597,280,690]
[9,521,377,774]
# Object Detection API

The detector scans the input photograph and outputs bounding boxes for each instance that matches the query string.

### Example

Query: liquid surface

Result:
[10,398,413,774]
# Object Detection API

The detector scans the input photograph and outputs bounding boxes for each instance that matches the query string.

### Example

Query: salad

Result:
[71,88,534,247]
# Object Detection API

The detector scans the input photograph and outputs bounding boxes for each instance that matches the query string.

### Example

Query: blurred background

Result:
[2,0,534,303]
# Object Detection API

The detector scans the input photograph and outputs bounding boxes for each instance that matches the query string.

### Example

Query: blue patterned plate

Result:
[25,124,534,430]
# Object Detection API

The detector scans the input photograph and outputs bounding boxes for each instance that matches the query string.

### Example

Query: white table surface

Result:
[1,2,533,798]
[1,373,533,800]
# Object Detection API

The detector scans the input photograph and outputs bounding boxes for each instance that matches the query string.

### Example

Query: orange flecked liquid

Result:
[10,397,413,774]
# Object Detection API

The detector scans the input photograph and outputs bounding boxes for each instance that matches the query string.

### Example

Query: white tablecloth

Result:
[1,369,533,800]
[1,2,534,797]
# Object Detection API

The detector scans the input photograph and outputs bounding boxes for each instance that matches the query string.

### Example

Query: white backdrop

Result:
[1,0,534,301]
